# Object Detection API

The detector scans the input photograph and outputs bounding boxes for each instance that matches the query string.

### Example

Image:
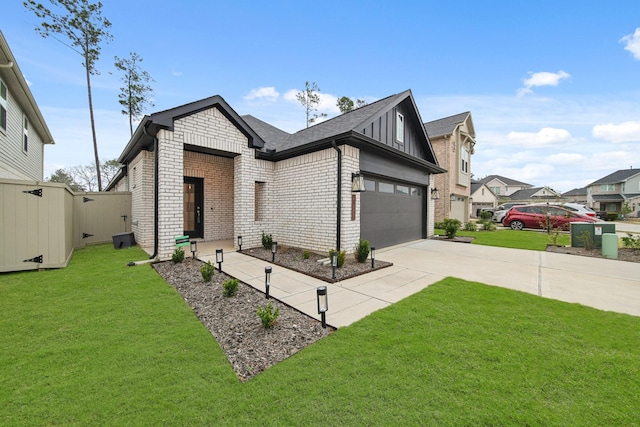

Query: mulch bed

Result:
[545,245,640,263]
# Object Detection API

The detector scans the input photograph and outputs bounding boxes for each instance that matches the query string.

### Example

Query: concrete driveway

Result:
[202,239,640,328]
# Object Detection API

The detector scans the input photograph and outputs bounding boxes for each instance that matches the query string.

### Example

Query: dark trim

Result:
[184,143,240,158]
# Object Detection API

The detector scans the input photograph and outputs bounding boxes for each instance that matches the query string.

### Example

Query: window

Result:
[410,187,422,196]
[396,185,409,195]
[461,147,469,173]
[396,112,404,143]
[378,182,394,193]
[489,186,501,195]
[0,79,7,132]
[600,184,615,191]
[364,179,376,192]
[23,116,29,152]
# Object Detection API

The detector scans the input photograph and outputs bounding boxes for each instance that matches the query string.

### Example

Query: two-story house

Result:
[587,168,640,217]
[0,30,54,181]
[477,175,532,200]
[424,112,475,222]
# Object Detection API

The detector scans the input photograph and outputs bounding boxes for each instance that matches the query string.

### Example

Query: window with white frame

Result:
[489,186,500,195]
[23,115,29,152]
[396,112,404,143]
[460,146,469,173]
[600,184,615,191]
[0,79,7,132]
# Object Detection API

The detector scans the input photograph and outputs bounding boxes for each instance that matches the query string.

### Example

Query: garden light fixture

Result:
[351,171,365,192]
[431,187,440,200]
[331,252,337,280]
[216,248,223,272]
[237,235,242,252]
[265,266,272,299]
[317,286,328,328]
[272,241,277,262]
[190,240,198,259]
[371,246,375,268]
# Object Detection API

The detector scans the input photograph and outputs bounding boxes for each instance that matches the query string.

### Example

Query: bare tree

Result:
[47,168,84,191]
[296,81,327,127]
[24,0,113,191]
[114,52,154,136]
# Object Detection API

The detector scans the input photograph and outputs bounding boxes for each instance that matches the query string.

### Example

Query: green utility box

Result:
[570,223,616,248]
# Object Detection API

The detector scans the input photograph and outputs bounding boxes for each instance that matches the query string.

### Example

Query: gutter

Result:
[331,140,341,251]
[143,125,159,259]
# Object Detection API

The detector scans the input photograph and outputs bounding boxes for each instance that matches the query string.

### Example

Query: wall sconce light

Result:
[190,240,198,259]
[331,252,337,280]
[237,235,242,252]
[431,187,440,200]
[216,248,223,272]
[317,286,328,328]
[450,193,456,202]
[265,266,272,299]
[271,241,277,262]
[370,246,375,268]
[351,171,366,192]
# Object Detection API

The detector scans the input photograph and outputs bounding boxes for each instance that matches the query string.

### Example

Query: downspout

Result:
[331,141,341,251]
[143,125,159,259]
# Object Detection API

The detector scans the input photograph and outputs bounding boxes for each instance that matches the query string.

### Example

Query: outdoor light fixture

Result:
[331,252,337,280]
[237,235,242,252]
[351,171,366,192]
[450,193,456,202]
[265,266,272,299]
[216,248,224,272]
[370,246,376,268]
[431,187,440,200]
[316,286,328,328]
[271,241,277,262]
[190,240,198,259]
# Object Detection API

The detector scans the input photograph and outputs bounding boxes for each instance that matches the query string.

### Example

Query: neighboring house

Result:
[477,175,532,198]
[108,90,445,260]
[0,30,54,181]
[587,168,640,217]
[562,187,587,204]
[470,180,498,217]
[424,112,475,222]
[507,186,563,203]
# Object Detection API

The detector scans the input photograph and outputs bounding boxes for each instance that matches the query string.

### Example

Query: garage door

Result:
[360,177,425,248]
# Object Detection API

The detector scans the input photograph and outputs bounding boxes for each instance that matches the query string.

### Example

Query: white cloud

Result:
[283,89,298,103]
[517,70,570,96]
[243,86,279,102]
[506,127,573,147]
[282,88,340,114]
[592,120,640,143]
[620,28,640,60]
[545,153,586,165]
[171,70,183,77]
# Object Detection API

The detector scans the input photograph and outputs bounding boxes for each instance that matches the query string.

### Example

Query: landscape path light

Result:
[216,248,224,272]
[265,266,272,299]
[190,240,198,259]
[237,235,242,252]
[317,286,328,328]
[331,252,337,280]
[271,241,277,263]
[371,246,375,268]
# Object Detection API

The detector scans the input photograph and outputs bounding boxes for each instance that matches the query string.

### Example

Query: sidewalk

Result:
[201,240,640,328]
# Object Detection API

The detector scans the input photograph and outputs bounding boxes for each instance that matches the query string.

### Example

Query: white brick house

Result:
[108,90,444,260]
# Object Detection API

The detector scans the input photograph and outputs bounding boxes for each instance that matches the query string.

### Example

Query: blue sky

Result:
[2,0,640,192]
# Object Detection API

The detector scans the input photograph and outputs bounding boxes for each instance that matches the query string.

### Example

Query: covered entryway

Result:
[360,176,425,248]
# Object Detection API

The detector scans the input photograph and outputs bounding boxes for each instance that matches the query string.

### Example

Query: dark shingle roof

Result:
[424,112,470,138]
[562,187,587,196]
[592,194,625,202]
[477,175,532,187]
[509,187,560,200]
[589,169,640,185]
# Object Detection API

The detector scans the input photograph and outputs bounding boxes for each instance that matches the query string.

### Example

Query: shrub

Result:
[443,218,461,239]
[171,248,185,264]
[302,250,311,260]
[354,238,370,263]
[261,231,273,249]
[480,220,496,231]
[577,230,595,250]
[480,211,493,221]
[328,249,346,267]
[434,221,446,229]
[222,279,239,297]
[606,213,619,222]
[463,222,477,232]
[621,233,640,249]
[200,261,215,282]
[257,302,280,328]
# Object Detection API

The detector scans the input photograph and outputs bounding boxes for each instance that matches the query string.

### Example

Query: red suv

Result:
[503,204,598,231]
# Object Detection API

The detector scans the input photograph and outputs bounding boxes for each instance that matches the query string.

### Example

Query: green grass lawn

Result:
[2,244,639,425]
[436,228,571,250]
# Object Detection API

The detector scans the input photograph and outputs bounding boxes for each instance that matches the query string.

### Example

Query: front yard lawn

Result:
[436,228,570,250]
[1,244,638,425]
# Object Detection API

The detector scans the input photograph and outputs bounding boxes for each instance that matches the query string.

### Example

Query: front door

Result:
[183,177,204,238]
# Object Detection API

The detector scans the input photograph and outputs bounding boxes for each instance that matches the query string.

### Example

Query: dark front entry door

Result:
[183,177,204,238]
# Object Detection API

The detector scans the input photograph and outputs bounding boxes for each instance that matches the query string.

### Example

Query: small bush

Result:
[463,222,477,232]
[434,221,446,229]
[354,238,370,263]
[222,279,239,297]
[577,230,595,250]
[480,211,493,221]
[621,233,640,249]
[328,249,346,267]
[480,220,496,231]
[257,302,280,329]
[261,231,273,249]
[606,213,619,222]
[302,250,311,260]
[200,261,215,282]
[443,218,461,239]
[171,248,185,264]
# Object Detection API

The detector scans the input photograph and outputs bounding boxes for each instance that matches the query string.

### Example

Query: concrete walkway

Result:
[201,240,640,328]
